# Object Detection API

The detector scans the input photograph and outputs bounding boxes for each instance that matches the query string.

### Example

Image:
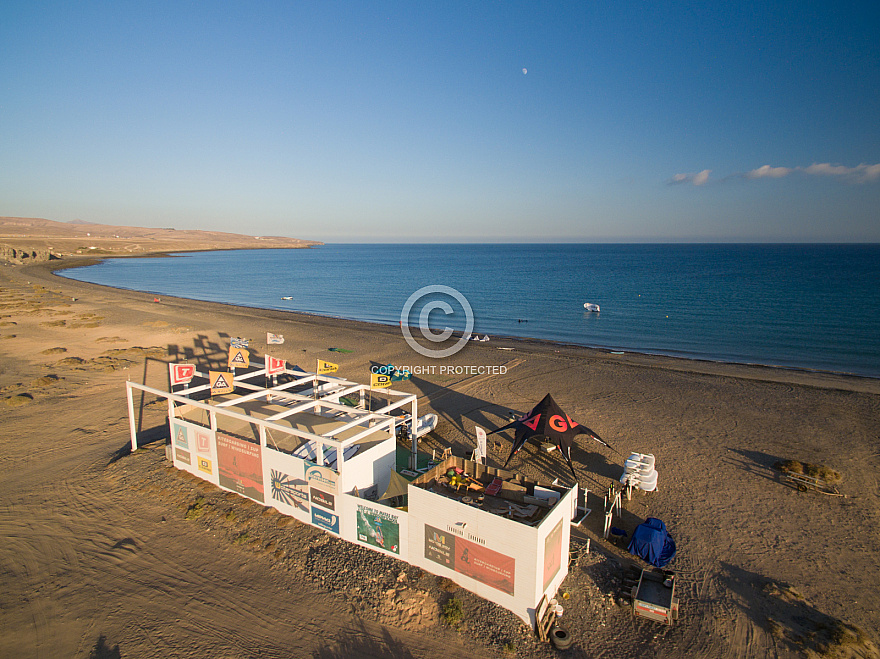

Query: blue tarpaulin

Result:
[628,518,677,567]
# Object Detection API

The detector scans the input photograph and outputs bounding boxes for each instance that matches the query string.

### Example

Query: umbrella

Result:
[489,394,612,481]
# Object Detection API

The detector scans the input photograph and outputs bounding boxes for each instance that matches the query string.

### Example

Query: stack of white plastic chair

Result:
[620,452,658,492]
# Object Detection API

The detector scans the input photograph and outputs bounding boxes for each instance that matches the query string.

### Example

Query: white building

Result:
[126,356,576,626]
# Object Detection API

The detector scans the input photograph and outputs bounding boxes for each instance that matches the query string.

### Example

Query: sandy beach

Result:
[2,247,879,658]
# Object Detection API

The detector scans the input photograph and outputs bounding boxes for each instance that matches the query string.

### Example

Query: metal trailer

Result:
[631,568,680,625]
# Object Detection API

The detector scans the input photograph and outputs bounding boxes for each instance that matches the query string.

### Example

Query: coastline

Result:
[2,254,879,657]
[43,253,880,395]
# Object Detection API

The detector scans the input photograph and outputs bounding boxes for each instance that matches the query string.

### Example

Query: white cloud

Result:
[671,162,880,186]
[803,163,850,176]
[669,169,711,186]
[745,165,792,179]
[803,162,880,182]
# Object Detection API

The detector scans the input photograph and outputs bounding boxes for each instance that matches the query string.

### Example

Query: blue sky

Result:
[2,2,878,242]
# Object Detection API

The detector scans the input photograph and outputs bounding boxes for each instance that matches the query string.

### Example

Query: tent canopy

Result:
[627,517,677,567]
[490,393,611,482]
[379,469,410,501]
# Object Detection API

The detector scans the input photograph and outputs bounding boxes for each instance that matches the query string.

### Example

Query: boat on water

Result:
[584,303,600,312]
[281,296,293,300]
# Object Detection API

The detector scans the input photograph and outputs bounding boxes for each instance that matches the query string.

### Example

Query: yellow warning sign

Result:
[371,373,392,389]
[228,347,250,368]
[317,359,338,374]
[210,371,234,395]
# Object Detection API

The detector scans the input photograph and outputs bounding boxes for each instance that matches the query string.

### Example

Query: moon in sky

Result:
[522,68,528,74]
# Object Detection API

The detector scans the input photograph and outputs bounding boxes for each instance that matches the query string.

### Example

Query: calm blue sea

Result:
[60,244,880,377]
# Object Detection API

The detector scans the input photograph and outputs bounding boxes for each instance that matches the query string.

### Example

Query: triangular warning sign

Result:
[228,347,250,368]
[176,426,187,446]
[210,371,234,394]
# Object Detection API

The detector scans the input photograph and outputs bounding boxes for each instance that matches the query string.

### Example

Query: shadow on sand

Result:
[724,448,787,485]
[718,561,874,657]
[311,623,417,659]
[88,634,121,659]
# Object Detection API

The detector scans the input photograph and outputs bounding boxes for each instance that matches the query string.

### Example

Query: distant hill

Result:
[0,216,321,262]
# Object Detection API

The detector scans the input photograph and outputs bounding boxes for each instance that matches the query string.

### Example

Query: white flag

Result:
[475,426,487,465]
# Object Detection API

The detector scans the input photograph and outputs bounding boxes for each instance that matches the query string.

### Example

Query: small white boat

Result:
[415,413,439,438]
[584,303,600,312]
[281,296,293,300]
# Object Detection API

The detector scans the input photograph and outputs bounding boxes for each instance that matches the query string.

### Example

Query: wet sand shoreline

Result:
[42,254,880,396]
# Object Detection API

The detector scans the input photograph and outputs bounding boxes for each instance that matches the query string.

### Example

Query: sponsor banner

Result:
[263,450,311,524]
[173,423,189,449]
[216,433,264,503]
[424,524,455,568]
[267,332,284,345]
[357,504,400,555]
[228,347,250,369]
[424,524,516,595]
[175,448,191,465]
[170,363,196,386]
[317,359,338,374]
[305,463,338,494]
[231,337,249,348]
[169,419,218,484]
[209,371,234,395]
[371,373,392,389]
[339,494,408,561]
[310,488,336,511]
[270,468,310,513]
[311,507,340,534]
[455,536,516,596]
[543,519,564,591]
[265,355,286,376]
[195,429,213,455]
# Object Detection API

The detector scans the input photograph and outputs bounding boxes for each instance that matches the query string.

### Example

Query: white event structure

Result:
[125,356,577,627]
